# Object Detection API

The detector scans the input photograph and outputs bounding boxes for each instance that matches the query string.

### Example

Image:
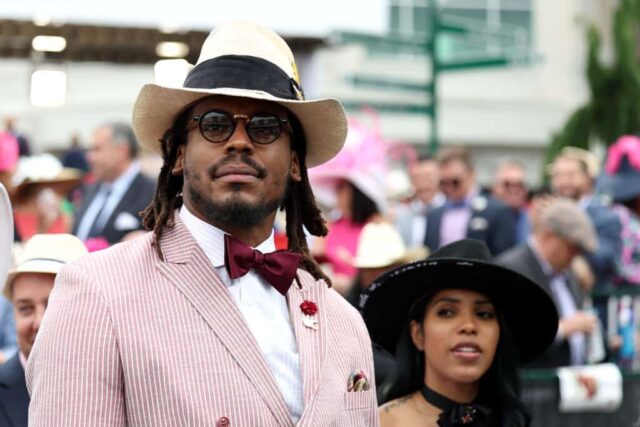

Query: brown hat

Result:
[538,198,597,253]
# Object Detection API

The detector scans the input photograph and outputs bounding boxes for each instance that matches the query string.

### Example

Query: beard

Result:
[184,156,290,228]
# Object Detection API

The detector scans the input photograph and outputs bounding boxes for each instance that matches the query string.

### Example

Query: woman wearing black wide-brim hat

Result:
[360,239,559,427]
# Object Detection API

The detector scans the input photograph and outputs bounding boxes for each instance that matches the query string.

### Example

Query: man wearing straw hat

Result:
[28,22,378,426]
[0,231,87,427]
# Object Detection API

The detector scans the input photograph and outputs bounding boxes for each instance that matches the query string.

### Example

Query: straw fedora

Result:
[0,184,12,287]
[360,239,558,363]
[4,233,88,299]
[353,222,424,269]
[132,21,347,168]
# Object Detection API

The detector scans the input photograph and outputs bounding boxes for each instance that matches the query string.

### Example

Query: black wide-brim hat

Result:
[360,239,559,364]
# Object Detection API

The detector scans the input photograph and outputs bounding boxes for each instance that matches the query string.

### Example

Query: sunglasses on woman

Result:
[189,110,292,145]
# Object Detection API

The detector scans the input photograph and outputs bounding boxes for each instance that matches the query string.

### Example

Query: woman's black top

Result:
[420,385,499,427]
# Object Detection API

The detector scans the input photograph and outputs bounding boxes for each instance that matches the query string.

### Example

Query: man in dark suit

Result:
[73,122,155,245]
[0,234,87,426]
[496,199,599,368]
[424,147,517,256]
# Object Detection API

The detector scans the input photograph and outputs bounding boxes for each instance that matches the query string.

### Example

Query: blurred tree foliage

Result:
[544,0,640,169]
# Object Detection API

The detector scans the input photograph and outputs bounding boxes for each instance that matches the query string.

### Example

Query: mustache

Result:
[207,154,268,179]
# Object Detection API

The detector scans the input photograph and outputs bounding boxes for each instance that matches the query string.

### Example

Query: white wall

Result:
[0,60,153,151]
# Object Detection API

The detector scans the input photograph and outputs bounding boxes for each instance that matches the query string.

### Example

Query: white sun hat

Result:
[132,21,347,168]
[352,222,409,269]
[0,184,12,288]
[4,233,88,299]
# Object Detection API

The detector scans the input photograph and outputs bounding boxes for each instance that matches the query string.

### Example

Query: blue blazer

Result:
[585,199,622,287]
[0,354,29,427]
[424,195,517,256]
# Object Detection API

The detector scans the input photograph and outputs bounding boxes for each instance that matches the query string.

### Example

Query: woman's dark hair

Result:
[379,292,531,427]
[349,182,379,224]
[141,102,331,285]
[620,196,640,215]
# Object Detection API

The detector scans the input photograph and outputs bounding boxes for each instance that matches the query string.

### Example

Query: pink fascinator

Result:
[309,109,388,212]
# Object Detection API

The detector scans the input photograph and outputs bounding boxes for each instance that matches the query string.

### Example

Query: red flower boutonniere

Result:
[300,300,319,330]
[300,300,318,316]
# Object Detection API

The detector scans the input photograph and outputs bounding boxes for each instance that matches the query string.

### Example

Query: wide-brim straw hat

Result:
[360,239,559,364]
[0,184,12,287]
[4,233,88,299]
[132,21,347,168]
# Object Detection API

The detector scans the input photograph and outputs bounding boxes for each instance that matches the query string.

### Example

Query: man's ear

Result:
[290,150,302,182]
[410,320,425,351]
[172,145,185,176]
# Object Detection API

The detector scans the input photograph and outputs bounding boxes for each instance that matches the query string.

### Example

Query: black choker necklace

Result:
[420,385,491,427]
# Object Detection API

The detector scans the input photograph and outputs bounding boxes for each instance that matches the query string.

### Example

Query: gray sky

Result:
[2,0,388,36]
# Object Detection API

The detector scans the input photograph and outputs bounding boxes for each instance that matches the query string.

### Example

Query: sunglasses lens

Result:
[247,115,282,144]
[200,112,234,142]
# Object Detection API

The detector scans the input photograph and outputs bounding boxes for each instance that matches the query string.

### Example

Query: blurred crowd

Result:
[1,110,640,422]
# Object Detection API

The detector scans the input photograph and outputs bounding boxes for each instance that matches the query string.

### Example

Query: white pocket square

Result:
[114,212,140,231]
[469,217,488,231]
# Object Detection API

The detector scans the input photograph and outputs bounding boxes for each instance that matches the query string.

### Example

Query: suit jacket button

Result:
[216,417,230,427]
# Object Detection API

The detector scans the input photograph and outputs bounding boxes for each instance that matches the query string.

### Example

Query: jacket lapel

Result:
[155,217,292,427]
[102,173,141,230]
[287,273,327,414]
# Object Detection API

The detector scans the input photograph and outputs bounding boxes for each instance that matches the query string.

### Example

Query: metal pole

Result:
[427,0,439,155]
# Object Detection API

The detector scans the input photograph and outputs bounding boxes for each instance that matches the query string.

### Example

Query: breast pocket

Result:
[341,390,376,426]
[343,389,374,411]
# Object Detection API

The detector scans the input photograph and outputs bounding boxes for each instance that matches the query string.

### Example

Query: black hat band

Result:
[183,55,304,100]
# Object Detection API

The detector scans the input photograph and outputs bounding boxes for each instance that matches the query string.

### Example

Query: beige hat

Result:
[4,233,88,299]
[538,198,598,253]
[353,222,411,269]
[0,184,12,287]
[132,21,347,168]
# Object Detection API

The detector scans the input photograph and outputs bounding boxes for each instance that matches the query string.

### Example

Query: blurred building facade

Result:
[0,0,616,185]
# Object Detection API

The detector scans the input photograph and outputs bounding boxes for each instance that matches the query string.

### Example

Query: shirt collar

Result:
[528,237,557,277]
[19,352,27,370]
[444,186,479,209]
[179,205,276,268]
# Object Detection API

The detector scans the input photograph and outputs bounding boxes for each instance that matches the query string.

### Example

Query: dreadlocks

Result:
[141,104,332,285]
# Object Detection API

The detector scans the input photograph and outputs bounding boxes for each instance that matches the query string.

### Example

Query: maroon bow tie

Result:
[224,234,302,295]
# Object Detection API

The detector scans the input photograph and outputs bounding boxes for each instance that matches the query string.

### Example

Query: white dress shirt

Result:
[529,240,586,365]
[179,206,304,422]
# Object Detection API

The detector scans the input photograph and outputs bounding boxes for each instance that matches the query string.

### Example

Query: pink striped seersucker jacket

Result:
[26,217,379,426]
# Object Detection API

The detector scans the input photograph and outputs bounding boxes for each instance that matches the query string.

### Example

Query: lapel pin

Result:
[300,300,318,330]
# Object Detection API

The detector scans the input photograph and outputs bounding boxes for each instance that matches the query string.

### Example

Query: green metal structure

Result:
[334,0,533,154]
